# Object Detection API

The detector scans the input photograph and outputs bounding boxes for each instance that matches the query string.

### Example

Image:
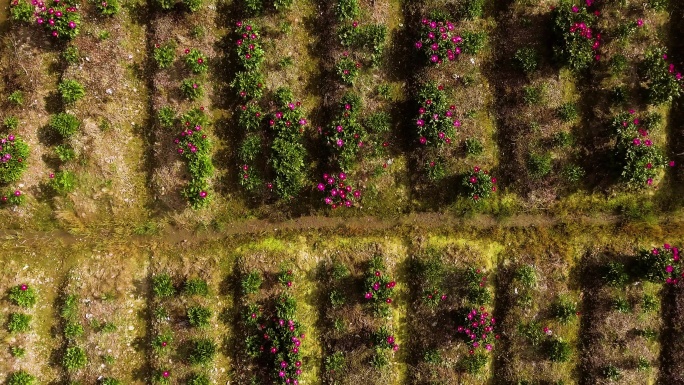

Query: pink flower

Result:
[637,19,643,27]
[415,41,422,49]
[666,265,674,273]
[419,137,427,145]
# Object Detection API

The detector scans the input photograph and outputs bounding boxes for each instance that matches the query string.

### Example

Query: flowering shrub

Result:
[153,42,175,69]
[414,82,458,148]
[10,0,81,39]
[464,267,492,304]
[49,170,76,195]
[317,172,361,208]
[551,4,600,72]
[49,112,80,138]
[152,331,173,353]
[325,93,366,170]
[231,71,264,100]
[636,244,682,284]
[414,253,447,307]
[96,0,120,16]
[371,326,399,365]
[8,284,37,308]
[415,18,464,65]
[639,48,682,105]
[363,255,396,317]
[174,108,213,208]
[180,78,203,100]
[462,166,496,202]
[611,111,673,187]
[0,135,29,183]
[335,57,360,85]
[235,22,265,71]
[185,49,208,74]
[1,189,25,205]
[456,307,496,353]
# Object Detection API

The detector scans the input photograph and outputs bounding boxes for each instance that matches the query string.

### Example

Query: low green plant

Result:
[603,261,628,287]
[514,265,536,288]
[187,306,212,328]
[523,84,546,105]
[241,270,262,294]
[9,285,37,308]
[8,90,24,105]
[602,365,622,381]
[335,0,359,21]
[55,144,76,162]
[183,278,209,296]
[50,170,77,195]
[158,106,176,128]
[60,294,78,320]
[458,352,488,374]
[642,294,658,313]
[7,313,31,333]
[461,31,487,55]
[562,164,585,183]
[6,371,35,385]
[242,0,263,16]
[465,138,484,156]
[64,322,84,339]
[152,274,175,298]
[58,79,85,105]
[4,116,19,130]
[552,297,577,324]
[325,351,345,372]
[518,321,544,346]
[63,346,88,371]
[366,112,391,134]
[182,0,201,12]
[96,0,120,16]
[101,378,121,385]
[335,57,359,85]
[63,46,80,65]
[557,103,578,122]
[10,346,26,358]
[187,373,210,385]
[49,112,80,138]
[547,339,571,362]
[188,338,217,365]
[636,357,651,372]
[612,296,631,313]
[514,47,539,74]
[528,152,553,179]
[370,348,390,369]
[610,54,628,75]
[154,43,176,69]
[461,0,485,19]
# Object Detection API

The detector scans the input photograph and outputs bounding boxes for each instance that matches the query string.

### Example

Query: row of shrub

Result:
[151,274,216,384]
[7,283,36,379]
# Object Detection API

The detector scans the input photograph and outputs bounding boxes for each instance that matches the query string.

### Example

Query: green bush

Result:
[459,352,488,374]
[10,346,26,357]
[642,294,658,313]
[241,270,262,295]
[183,278,209,296]
[612,296,631,313]
[180,79,204,100]
[63,346,87,371]
[101,378,121,385]
[461,0,485,19]
[63,46,80,65]
[552,297,577,324]
[557,103,578,122]
[370,348,390,369]
[648,0,668,11]
[335,0,359,21]
[49,112,80,138]
[152,331,173,352]
[523,84,546,105]
[636,357,651,372]
[273,0,293,11]
[96,0,120,16]
[514,47,539,74]
[187,306,212,328]
[185,49,208,74]
[242,0,263,16]
[610,54,628,75]
[603,261,628,287]
[60,294,78,320]
[527,152,552,179]
[155,0,174,11]
[154,43,176,69]
[64,322,84,339]
[182,0,202,12]
[10,1,34,22]
[158,106,176,128]
[465,138,483,156]
[8,90,24,106]
[518,321,544,346]
[425,160,446,181]
[461,31,487,55]
[7,313,31,333]
[640,48,682,105]
[365,112,391,134]
[552,5,598,72]
[49,170,77,195]
[7,371,35,385]
[187,373,210,385]
[553,131,574,148]
[4,116,19,130]
[8,285,37,308]
[561,164,585,183]
[514,265,536,288]
[325,351,345,372]
[547,339,572,362]
[188,338,217,365]
[152,274,175,298]
[55,144,76,162]
[58,79,85,105]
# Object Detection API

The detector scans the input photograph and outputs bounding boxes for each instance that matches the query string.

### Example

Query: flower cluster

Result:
[371,326,399,352]
[611,110,674,188]
[10,0,81,39]
[551,3,600,72]
[0,134,29,184]
[415,82,458,148]
[456,307,496,353]
[415,18,463,64]
[173,108,213,208]
[1,189,24,206]
[317,172,361,209]
[325,93,366,171]
[462,166,496,201]
[640,48,683,105]
[363,256,396,317]
[637,244,682,285]
[231,21,265,100]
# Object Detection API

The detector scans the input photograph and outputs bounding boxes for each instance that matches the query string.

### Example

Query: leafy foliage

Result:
[188,338,217,365]
[153,43,176,69]
[58,79,85,104]
[63,346,87,371]
[187,306,212,328]
[49,112,80,138]
[7,371,35,385]
[152,274,175,298]
[7,313,31,333]
[8,285,37,308]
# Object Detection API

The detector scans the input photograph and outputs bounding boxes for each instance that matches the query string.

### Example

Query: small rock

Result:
[85,57,90,62]
[128,54,133,59]
[106,88,113,95]
[128,325,134,331]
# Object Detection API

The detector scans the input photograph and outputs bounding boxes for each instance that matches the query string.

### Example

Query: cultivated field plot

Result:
[2,0,684,384]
